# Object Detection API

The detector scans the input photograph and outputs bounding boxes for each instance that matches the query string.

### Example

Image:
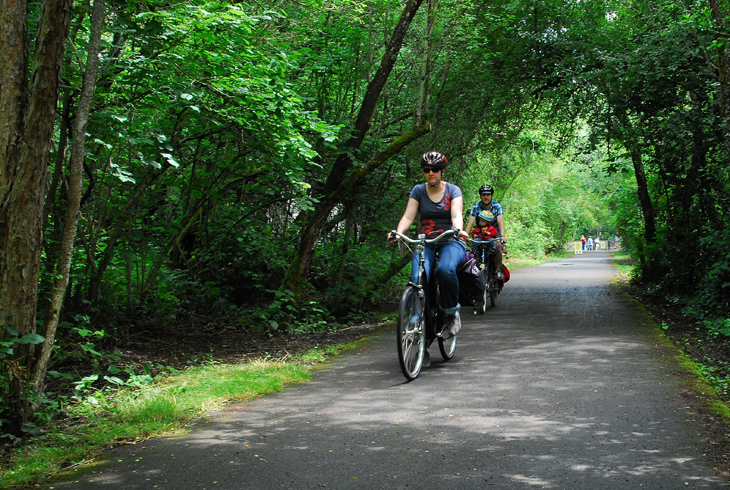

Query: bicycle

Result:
[390,229,459,381]
[471,237,503,312]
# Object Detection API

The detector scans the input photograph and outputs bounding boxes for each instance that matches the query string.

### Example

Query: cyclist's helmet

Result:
[478,209,495,222]
[421,151,447,170]
[479,184,494,195]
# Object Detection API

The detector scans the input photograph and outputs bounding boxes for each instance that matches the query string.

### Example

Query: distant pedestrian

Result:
[594,238,600,250]
[587,236,593,251]
[581,235,586,250]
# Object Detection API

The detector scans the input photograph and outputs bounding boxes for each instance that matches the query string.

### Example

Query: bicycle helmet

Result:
[478,210,495,222]
[479,184,494,195]
[421,151,447,169]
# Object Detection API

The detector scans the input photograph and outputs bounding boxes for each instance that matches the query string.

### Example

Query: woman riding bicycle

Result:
[388,151,468,336]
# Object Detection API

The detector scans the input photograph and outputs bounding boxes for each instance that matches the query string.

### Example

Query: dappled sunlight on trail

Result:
[51,253,726,489]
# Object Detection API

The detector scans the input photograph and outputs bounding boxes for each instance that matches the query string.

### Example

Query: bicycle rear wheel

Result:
[397,287,426,380]
[438,330,457,360]
[433,281,457,360]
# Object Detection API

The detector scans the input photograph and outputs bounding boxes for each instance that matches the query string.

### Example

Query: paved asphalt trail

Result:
[50,251,727,489]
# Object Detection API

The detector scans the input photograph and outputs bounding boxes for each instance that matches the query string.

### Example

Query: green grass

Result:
[611,251,636,283]
[506,250,573,269]
[0,341,363,488]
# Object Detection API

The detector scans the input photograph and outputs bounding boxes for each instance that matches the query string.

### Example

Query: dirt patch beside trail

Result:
[118,320,386,370]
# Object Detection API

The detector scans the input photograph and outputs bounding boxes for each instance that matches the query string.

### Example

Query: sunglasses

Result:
[422,167,441,174]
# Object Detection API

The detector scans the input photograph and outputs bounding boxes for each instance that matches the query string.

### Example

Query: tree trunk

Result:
[708,0,730,156]
[336,213,353,289]
[615,108,656,245]
[416,0,436,125]
[360,253,412,307]
[32,0,106,391]
[0,0,74,431]
[282,119,430,300]
[85,165,170,302]
[281,0,426,301]
[332,250,412,317]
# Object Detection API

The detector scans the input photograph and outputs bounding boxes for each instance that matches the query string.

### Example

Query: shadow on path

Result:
[49,252,727,489]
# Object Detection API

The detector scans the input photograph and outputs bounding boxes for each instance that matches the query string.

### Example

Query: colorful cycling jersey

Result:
[471,225,498,240]
[470,201,503,234]
[410,182,462,236]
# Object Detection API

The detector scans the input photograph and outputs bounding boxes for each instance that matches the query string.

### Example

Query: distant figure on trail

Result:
[465,184,506,280]
[594,238,600,250]
[580,235,586,250]
[587,236,594,251]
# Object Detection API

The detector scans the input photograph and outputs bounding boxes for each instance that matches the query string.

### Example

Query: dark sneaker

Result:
[496,271,504,281]
[446,312,461,336]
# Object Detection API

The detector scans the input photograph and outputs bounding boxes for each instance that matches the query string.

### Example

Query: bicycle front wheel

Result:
[397,287,426,381]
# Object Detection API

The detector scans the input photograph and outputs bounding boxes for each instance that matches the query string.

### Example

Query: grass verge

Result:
[506,250,573,269]
[0,341,363,488]
[611,251,635,283]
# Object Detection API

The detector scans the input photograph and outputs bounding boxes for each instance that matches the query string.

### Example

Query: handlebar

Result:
[470,236,502,243]
[389,228,459,245]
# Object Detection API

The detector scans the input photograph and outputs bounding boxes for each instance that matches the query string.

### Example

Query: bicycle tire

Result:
[433,281,457,360]
[396,286,426,381]
[438,330,457,360]
[488,262,498,307]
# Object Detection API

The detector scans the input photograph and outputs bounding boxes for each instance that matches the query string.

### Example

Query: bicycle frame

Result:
[392,228,458,311]
[390,229,459,380]
[471,237,503,308]
[471,238,499,270]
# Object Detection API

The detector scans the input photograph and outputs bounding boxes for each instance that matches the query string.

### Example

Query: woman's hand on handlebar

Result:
[387,230,398,244]
[452,227,468,241]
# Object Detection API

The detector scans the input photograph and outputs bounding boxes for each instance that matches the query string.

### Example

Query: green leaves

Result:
[0,326,45,361]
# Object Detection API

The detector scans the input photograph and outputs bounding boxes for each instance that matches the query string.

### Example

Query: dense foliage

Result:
[1,0,729,436]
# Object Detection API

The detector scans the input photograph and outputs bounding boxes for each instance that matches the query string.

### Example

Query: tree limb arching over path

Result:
[49,252,726,489]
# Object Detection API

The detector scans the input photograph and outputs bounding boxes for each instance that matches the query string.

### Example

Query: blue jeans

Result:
[410,240,466,315]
